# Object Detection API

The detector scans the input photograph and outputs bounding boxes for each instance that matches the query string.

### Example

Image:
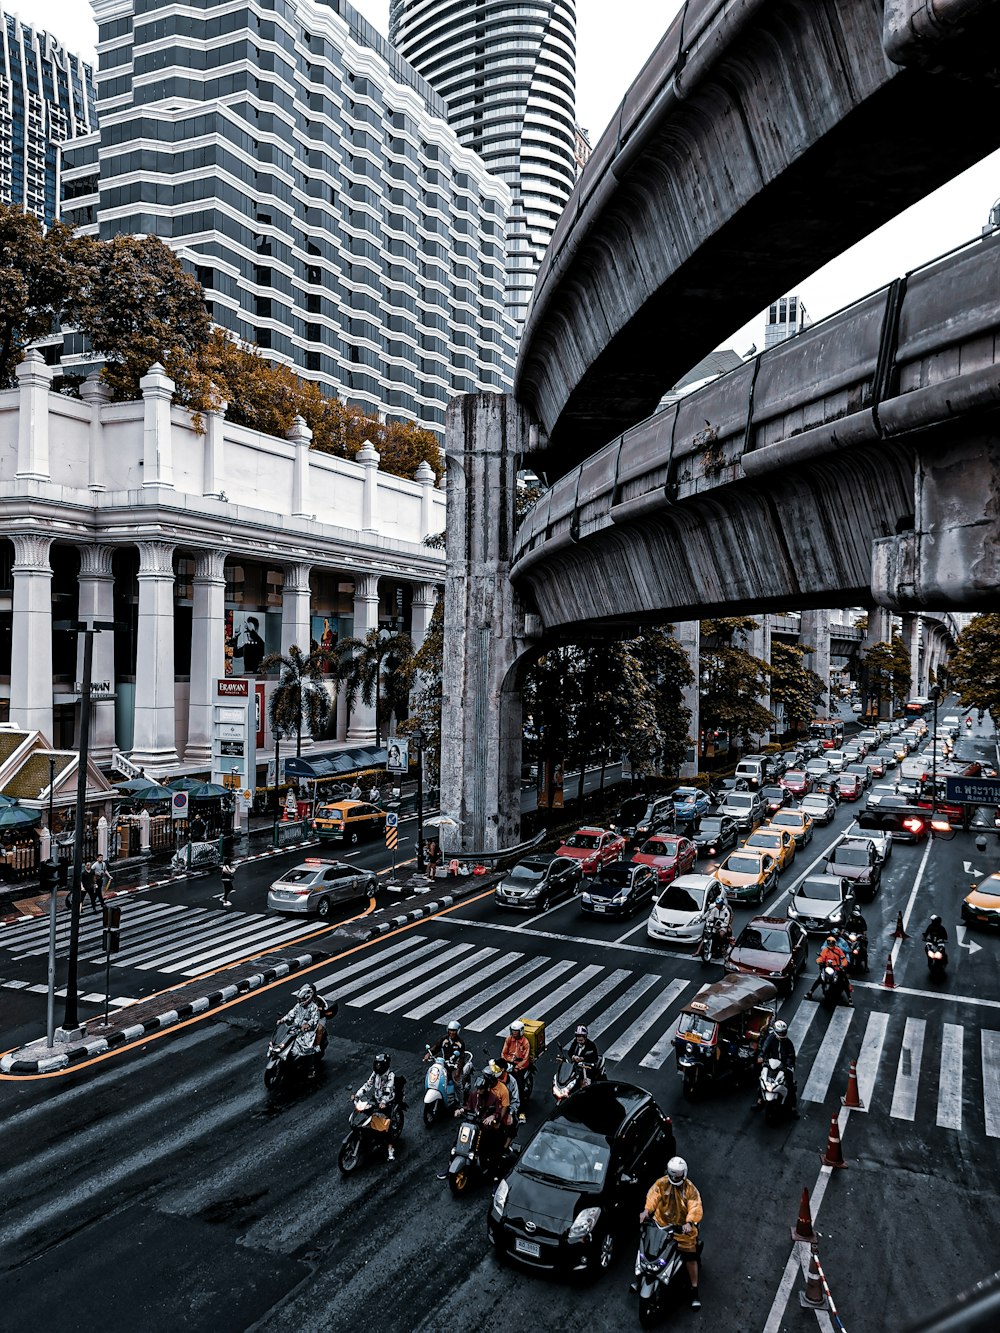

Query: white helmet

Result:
[666,1156,688,1186]
[773,1019,788,1037]
[510,1020,525,1036]
[295,983,316,1002]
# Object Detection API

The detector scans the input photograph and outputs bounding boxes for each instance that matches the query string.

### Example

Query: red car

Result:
[631,835,698,885]
[556,827,627,876]
[835,772,863,801]
[780,770,813,797]
[724,915,808,996]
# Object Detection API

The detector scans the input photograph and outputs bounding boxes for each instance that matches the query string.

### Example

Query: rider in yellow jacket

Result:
[635,1157,703,1309]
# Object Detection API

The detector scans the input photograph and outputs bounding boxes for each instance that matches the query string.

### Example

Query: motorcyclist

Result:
[754,1018,798,1115]
[427,1018,468,1093]
[569,1024,602,1080]
[356,1053,398,1161]
[702,896,733,956]
[966,716,973,730]
[805,935,852,1005]
[633,1157,704,1309]
[280,983,325,1073]
[489,1058,520,1139]
[923,914,948,945]
[501,1020,532,1117]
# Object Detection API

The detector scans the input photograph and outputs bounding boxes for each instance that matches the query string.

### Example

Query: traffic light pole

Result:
[63,627,94,1033]
[45,860,58,1048]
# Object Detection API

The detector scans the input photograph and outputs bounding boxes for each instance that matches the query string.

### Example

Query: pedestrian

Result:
[426,839,443,880]
[189,813,206,842]
[220,861,235,908]
[80,860,102,915]
[350,781,362,802]
[368,783,381,805]
[92,853,112,902]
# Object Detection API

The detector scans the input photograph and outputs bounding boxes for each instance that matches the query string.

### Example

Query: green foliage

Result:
[398,599,443,787]
[769,640,826,732]
[947,614,1000,716]
[700,618,774,749]
[861,634,911,713]
[629,626,695,774]
[260,644,338,757]
[340,628,414,748]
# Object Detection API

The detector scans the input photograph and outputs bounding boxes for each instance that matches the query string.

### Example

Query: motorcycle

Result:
[818,963,850,1009]
[338,1076,407,1174]
[447,1103,509,1197]
[758,1056,793,1126]
[552,1046,606,1102]
[633,1221,703,1328]
[423,1046,472,1126]
[925,938,948,979]
[263,999,337,1090]
[699,920,731,963]
[487,1051,533,1110]
[845,932,869,974]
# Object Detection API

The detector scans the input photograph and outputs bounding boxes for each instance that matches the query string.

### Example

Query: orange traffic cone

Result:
[798,1242,829,1310]
[841,1058,865,1109]
[891,911,908,939]
[819,1113,847,1168]
[790,1187,817,1243]
[882,953,896,989]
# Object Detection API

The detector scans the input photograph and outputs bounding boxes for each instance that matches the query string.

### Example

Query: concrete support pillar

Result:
[749,615,773,746]
[347,572,380,743]
[901,613,923,696]
[675,620,700,779]
[864,607,893,650]
[280,563,312,654]
[415,459,437,539]
[289,415,312,517]
[440,394,531,853]
[77,545,117,763]
[203,402,227,497]
[9,533,53,735]
[800,608,831,712]
[357,440,380,533]
[131,541,178,767]
[410,583,438,651]
[139,363,175,489]
[80,375,111,491]
[15,350,53,481]
[185,549,227,763]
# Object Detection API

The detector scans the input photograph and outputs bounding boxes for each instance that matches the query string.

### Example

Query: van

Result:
[311,799,386,844]
[734,758,766,788]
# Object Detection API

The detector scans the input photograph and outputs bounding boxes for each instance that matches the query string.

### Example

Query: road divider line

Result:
[891,834,933,967]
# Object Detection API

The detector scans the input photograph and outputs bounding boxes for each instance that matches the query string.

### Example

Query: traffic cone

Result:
[882,953,896,989]
[799,1242,829,1310]
[891,911,908,939]
[841,1058,865,1109]
[790,1187,817,1243]
[819,1113,847,1168]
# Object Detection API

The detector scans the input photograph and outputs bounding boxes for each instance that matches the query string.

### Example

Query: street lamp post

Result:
[930,683,941,819]
[412,727,425,875]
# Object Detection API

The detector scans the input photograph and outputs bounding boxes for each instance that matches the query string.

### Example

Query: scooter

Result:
[263,999,337,1090]
[447,1103,509,1197]
[817,963,850,1009]
[845,932,869,974]
[423,1046,472,1126]
[338,1076,407,1174]
[925,938,948,979]
[552,1047,606,1102]
[699,921,731,963]
[633,1221,703,1329]
[758,1056,793,1126]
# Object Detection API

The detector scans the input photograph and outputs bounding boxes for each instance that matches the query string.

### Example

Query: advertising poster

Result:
[386,738,409,774]
[225,609,280,676]
[310,614,340,672]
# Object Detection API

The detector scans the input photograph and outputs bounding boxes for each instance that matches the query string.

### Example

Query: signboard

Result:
[386,739,409,775]
[213,679,255,794]
[255,683,266,747]
[945,776,1000,805]
[220,740,245,756]
[171,791,189,820]
[274,820,306,848]
[222,773,241,789]
[217,678,249,697]
[386,812,399,829]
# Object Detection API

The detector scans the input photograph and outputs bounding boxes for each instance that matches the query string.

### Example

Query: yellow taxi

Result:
[713,848,779,906]
[766,808,814,849]
[961,871,1000,930]
[311,799,386,845]
[742,826,796,871]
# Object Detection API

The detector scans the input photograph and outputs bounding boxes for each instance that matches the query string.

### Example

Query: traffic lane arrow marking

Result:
[963,862,984,876]
[956,925,983,955]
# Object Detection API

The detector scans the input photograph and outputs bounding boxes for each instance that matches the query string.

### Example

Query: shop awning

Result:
[284,747,388,780]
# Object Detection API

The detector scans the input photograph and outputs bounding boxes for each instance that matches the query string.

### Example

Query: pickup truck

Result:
[826,838,882,900]
[850,829,893,867]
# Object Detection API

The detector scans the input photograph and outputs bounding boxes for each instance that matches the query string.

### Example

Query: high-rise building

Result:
[0,5,96,224]
[64,0,516,433]
[764,294,811,349]
[390,0,577,331]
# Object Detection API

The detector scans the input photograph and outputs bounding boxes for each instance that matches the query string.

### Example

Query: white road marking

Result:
[785,997,821,1052]
[614,916,655,944]
[464,960,576,1032]
[434,912,695,960]
[346,942,470,1008]
[889,1016,925,1121]
[410,950,526,1022]
[498,962,604,1035]
[544,969,633,1044]
[936,1023,964,1131]
[802,1006,853,1103]
[890,835,933,967]
[604,978,689,1063]
[376,946,499,1014]
[854,1010,890,1112]
[160,918,319,973]
[587,975,660,1041]
[433,955,554,1027]
[982,1030,1000,1138]
[311,934,428,993]
[333,939,448,1000]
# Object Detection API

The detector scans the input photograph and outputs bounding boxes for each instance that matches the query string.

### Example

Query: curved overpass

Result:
[515,0,1000,475]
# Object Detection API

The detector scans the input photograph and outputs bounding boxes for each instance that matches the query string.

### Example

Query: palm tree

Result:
[260,644,342,757]
[340,628,414,747]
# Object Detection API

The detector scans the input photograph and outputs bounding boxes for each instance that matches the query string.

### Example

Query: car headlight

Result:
[492,1178,509,1216]
[581,892,593,902]
[568,1206,602,1241]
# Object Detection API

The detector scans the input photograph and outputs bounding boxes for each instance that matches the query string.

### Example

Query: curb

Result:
[0,949,325,1075]
[366,894,456,936]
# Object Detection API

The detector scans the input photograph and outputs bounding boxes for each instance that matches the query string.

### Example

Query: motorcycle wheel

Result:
[390,1105,406,1139]
[263,1061,282,1090]
[765,1100,783,1127]
[423,1100,440,1128]
[522,1069,534,1103]
[638,1293,659,1328]
[593,1228,615,1273]
[448,1165,470,1197]
[338,1131,362,1175]
[682,1068,699,1101]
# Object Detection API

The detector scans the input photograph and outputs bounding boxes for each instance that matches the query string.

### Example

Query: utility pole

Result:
[413,727,425,875]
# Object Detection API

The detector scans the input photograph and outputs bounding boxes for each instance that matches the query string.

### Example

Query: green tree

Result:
[861,634,911,716]
[341,628,414,748]
[0,206,91,389]
[522,646,583,804]
[398,599,443,789]
[769,640,825,734]
[947,614,1000,717]
[260,644,338,758]
[700,617,774,752]
[569,643,661,796]
[630,625,695,775]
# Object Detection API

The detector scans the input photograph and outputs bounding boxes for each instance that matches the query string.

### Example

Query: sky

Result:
[9,0,1000,350]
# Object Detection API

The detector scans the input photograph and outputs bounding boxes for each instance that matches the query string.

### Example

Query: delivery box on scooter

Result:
[520,1018,546,1059]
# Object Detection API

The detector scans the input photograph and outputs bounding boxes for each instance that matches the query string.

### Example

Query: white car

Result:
[941,715,961,738]
[646,873,726,945]
[824,750,846,773]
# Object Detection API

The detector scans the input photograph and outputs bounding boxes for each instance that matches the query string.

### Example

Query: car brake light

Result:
[931,818,952,833]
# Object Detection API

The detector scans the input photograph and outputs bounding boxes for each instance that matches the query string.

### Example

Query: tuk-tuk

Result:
[672,974,777,1099]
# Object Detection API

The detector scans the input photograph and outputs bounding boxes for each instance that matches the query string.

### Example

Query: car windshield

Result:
[762,787,784,801]
[677,1013,716,1042]
[745,834,777,849]
[834,847,868,866]
[737,927,791,954]
[801,797,825,808]
[725,855,761,874]
[519,1121,611,1189]
[641,838,678,857]
[672,788,697,802]
[564,833,600,849]
[698,818,725,835]
[508,863,545,882]
[657,884,706,912]
[281,869,320,884]
[597,864,632,887]
[726,794,753,808]
[772,814,799,826]
[619,799,649,825]
[785,771,806,782]
[801,880,842,901]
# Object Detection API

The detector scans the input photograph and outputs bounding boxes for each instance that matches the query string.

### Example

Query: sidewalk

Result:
[0,869,496,1075]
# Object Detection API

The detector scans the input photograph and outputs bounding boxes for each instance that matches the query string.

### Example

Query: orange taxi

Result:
[766,808,814,849]
[742,826,796,872]
[713,848,779,906]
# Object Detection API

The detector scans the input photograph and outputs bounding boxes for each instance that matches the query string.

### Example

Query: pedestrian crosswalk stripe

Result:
[605,979,688,1064]
[802,1007,853,1103]
[347,943,476,1009]
[980,1031,1000,1138]
[937,1023,964,1131]
[588,975,660,1041]
[494,962,604,1038]
[8,903,182,957]
[785,997,821,1053]
[376,946,499,1015]
[407,950,525,1022]
[431,955,552,1029]
[855,1010,890,1112]
[465,960,576,1033]
[890,1016,925,1122]
[335,940,449,1003]
[545,968,632,1046]
[312,935,428,995]
[90,909,222,965]
[165,919,317,975]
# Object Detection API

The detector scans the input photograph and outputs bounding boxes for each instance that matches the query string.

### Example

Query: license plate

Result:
[515,1238,541,1258]
[593,903,606,913]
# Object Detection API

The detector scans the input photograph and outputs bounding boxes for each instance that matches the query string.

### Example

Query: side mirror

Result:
[620,1173,638,1187]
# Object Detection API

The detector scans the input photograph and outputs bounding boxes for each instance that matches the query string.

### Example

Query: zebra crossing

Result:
[309,932,1000,1139]
[0,899,326,980]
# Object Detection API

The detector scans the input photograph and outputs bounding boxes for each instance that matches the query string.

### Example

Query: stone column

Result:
[347,572,380,743]
[77,545,117,763]
[15,350,53,481]
[862,607,894,718]
[203,402,227,497]
[357,440,379,534]
[901,613,923,696]
[80,375,111,491]
[410,583,438,651]
[440,394,531,853]
[800,609,831,712]
[185,549,227,763]
[281,563,312,654]
[9,533,53,735]
[675,620,700,779]
[131,541,178,766]
[139,362,175,489]
[414,459,437,539]
[288,415,312,517]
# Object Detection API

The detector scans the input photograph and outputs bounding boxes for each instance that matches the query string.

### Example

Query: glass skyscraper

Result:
[389,0,577,332]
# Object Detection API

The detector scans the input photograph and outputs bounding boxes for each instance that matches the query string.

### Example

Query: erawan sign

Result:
[217,679,250,698]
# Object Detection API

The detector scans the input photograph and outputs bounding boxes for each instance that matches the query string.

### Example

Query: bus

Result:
[808,718,845,750]
[905,697,933,718]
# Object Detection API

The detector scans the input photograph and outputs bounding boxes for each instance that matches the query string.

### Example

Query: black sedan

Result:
[760,785,791,815]
[692,815,739,858]
[580,862,659,918]
[494,854,582,910]
[488,1081,675,1276]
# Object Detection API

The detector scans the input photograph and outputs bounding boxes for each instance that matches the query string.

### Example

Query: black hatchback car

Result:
[488,1081,675,1277]
[580,862,658,918]
[494,854,583,910]
[692,814,739,858]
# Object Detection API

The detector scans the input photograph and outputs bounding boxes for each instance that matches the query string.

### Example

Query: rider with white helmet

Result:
[635,1157,704,1309]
